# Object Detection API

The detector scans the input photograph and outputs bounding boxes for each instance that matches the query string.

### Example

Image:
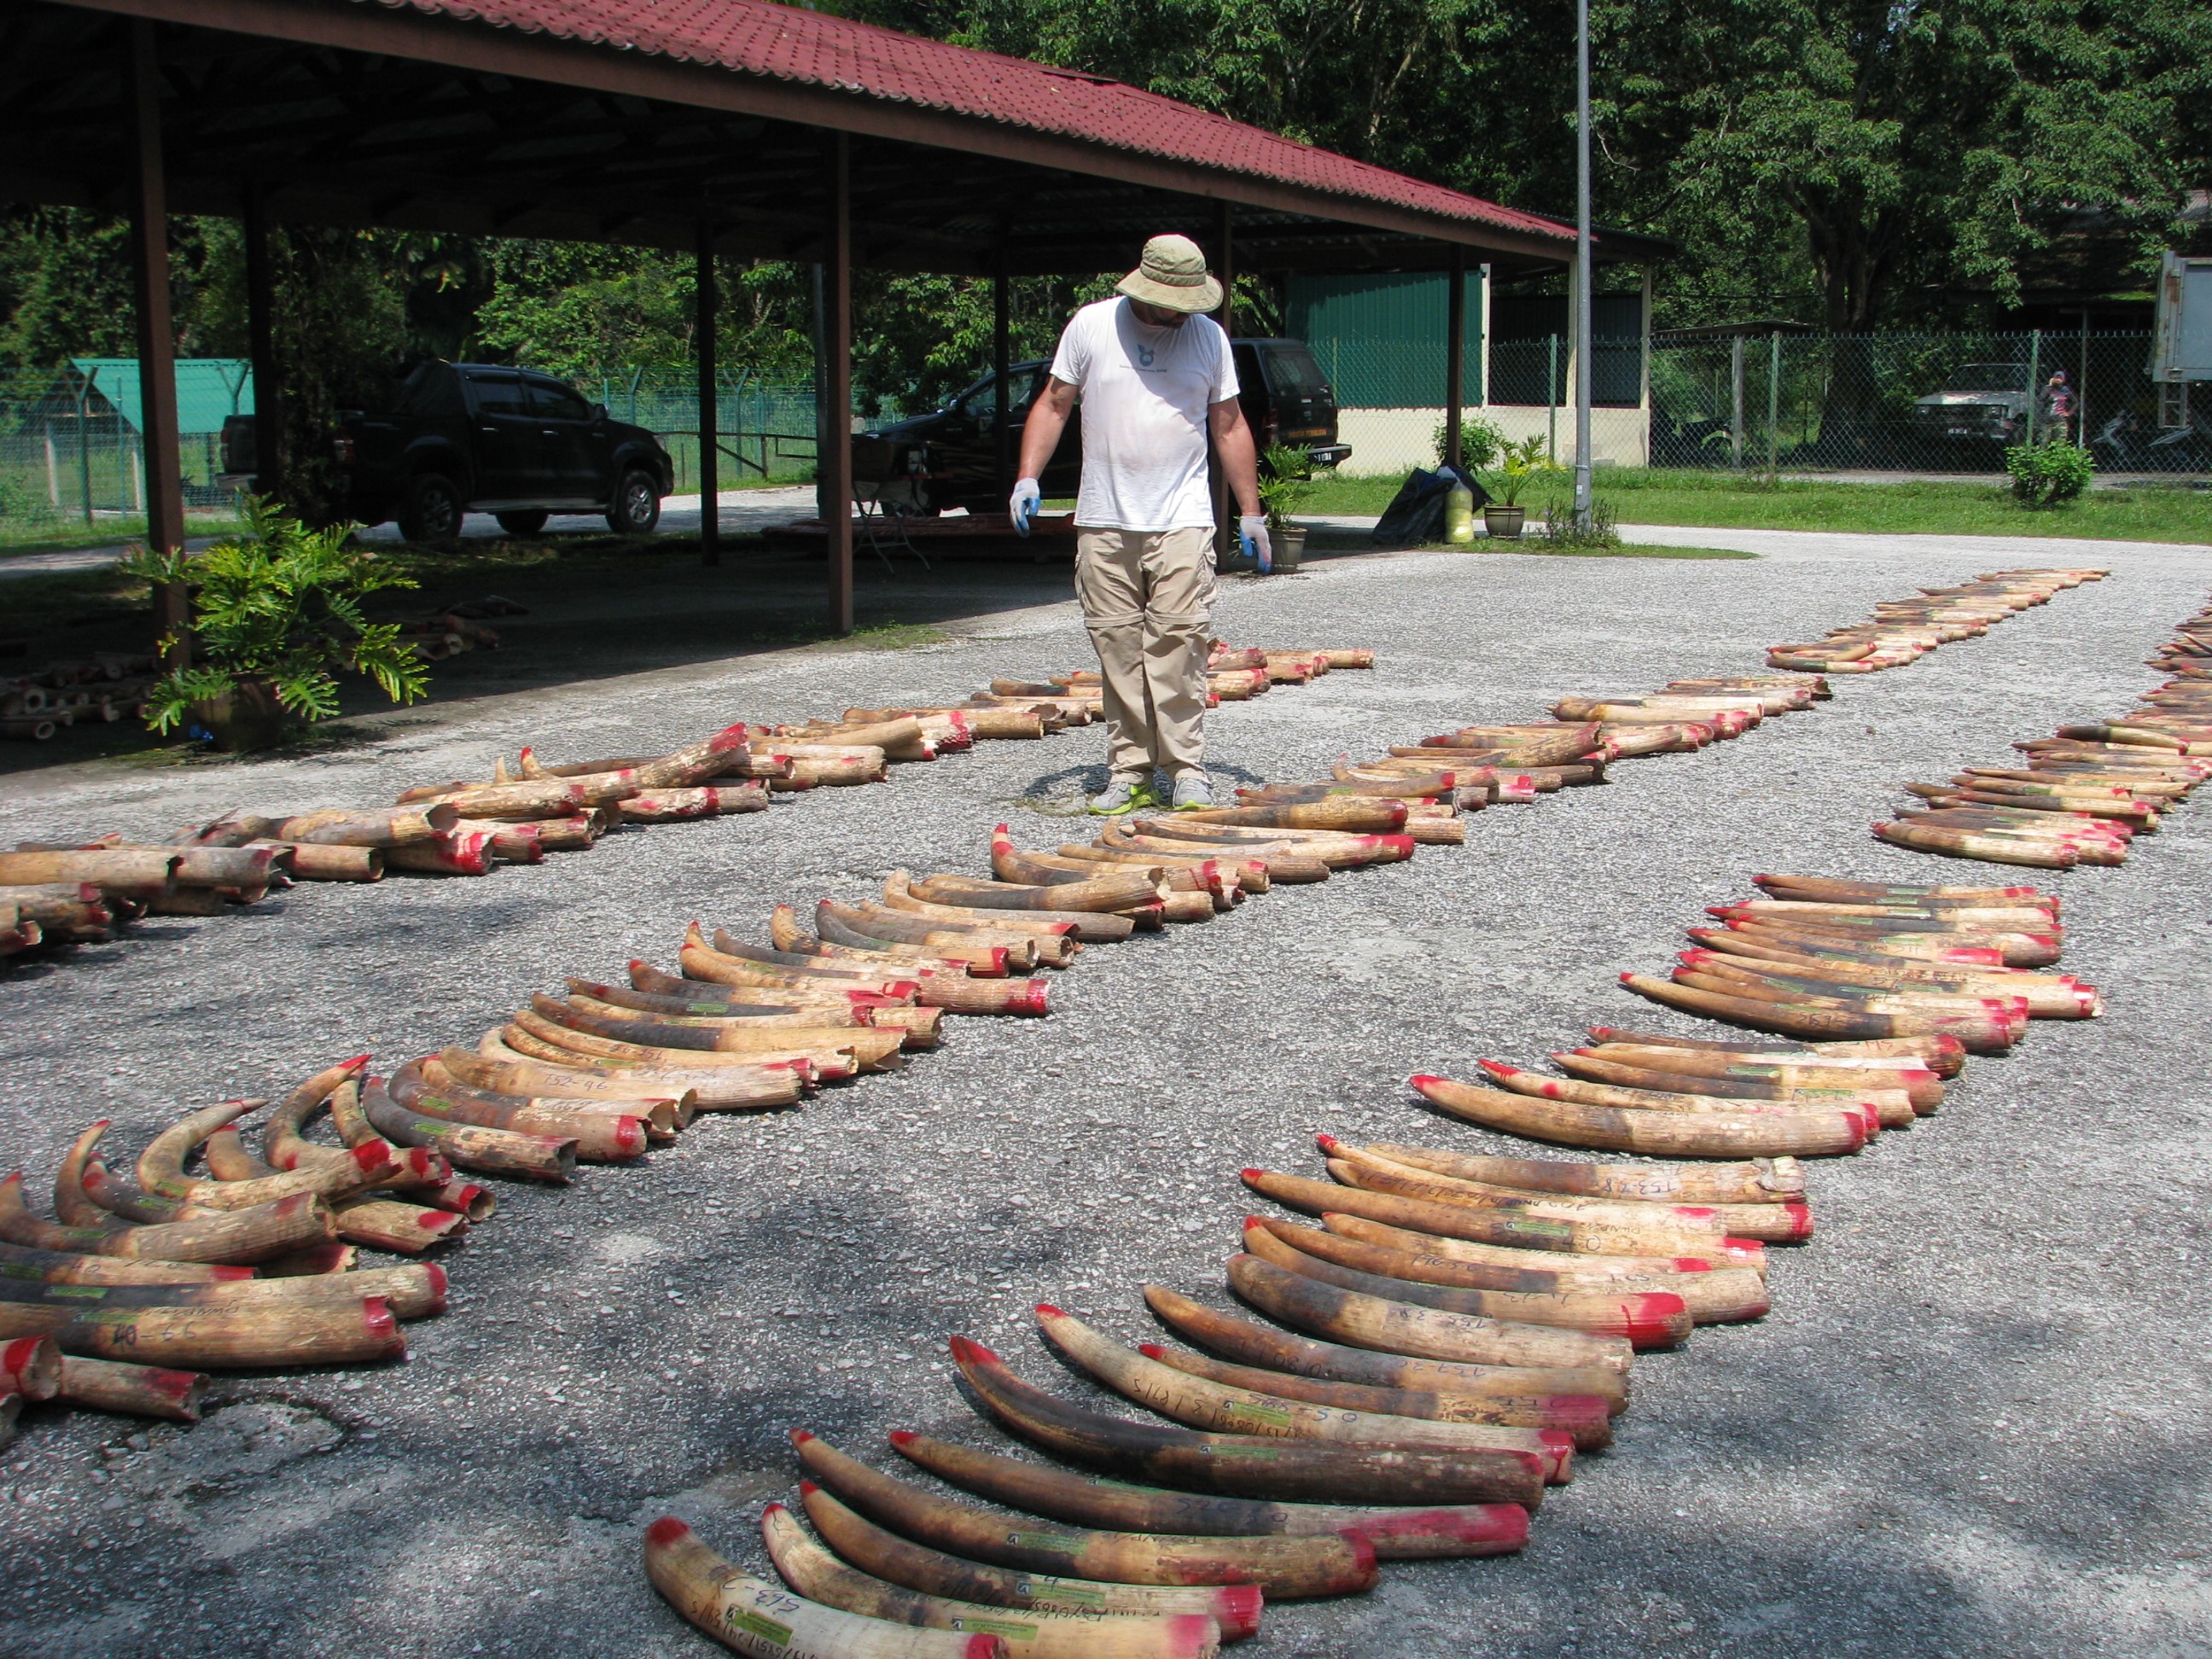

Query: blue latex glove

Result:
[1010,478,1042,538]
[1239,514,1272,573]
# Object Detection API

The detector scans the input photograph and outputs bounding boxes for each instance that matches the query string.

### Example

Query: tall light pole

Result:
[1573,0,1593,531]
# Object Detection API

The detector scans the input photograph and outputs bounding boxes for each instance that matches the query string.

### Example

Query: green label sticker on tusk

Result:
[1029,1582,1105,1607]
[45,1284,111,1301]
[1229,1400,1295,1429]
[952,1618,1041,1639]
[722,1609,792,1645]
[1008,1532,1074,1552]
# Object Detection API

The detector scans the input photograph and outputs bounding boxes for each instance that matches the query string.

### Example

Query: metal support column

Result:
[2024,329,2042,446]
[824,133,854,636]
[1730,335,1745,469]
[1571,0,1594,528]
[1547,335,1559,461]
[992,247,1012,503]
[696,216,719,566]
[242,179,284,501]
[125,19,187,662]
[1766,330,1783,474]
[1444,248,1465,473]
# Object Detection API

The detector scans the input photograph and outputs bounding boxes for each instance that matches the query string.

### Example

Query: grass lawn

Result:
[1501,543,1758,559]
[0,512,251,558]
[1300,469,2212,544]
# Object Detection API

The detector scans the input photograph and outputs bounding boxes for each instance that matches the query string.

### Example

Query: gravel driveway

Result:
[2,526,2208,1659]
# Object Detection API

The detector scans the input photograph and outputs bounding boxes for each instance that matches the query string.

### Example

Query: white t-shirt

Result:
[1047,297,1239,532]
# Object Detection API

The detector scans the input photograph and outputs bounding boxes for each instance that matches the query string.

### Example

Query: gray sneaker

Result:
[1089,777,1161,816]
[1171,772,1214,812]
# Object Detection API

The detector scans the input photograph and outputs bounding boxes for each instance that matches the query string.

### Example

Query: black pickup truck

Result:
[332,360,674,541]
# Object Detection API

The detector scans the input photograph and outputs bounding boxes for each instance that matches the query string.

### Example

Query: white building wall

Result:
[1336,405,1651,476]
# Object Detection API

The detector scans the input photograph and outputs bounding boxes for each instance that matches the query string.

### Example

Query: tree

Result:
[1634,0,2206,330]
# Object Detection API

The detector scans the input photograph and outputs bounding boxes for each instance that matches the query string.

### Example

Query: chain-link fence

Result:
[1650,331,2197,474]
[0,368,244,532]
[0,367,829,532]
[583,373,821,495]
[1300,328,2204,478]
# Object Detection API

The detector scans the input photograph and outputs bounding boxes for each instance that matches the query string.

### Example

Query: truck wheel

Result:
[495,510,550,537]
[607,468,661,536]
[399,474,464,544]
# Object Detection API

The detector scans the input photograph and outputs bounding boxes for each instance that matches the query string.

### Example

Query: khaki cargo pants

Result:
[1074,525,1215,781]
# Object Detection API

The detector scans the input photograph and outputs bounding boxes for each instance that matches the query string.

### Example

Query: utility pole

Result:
[1572,0,1593,530]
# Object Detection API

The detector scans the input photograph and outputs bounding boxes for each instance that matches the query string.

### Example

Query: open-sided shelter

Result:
[5,0,1655,632]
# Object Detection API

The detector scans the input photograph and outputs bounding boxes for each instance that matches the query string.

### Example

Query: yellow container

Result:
[1445,480,1476,545]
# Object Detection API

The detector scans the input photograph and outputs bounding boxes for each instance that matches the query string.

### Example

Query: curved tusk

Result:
[888,1428,1528,1563]
[760,1500,1220,1659]
[643,1515,1005,1659]
[792,1429,1373,1596]
[794,1480,1261,1639]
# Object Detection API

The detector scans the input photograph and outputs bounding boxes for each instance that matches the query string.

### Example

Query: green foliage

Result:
[859,0,2209,331]
[1431,412,1504,471]
[853,271,1116,417]
[478,243,815,385]
[1482,434,1559,508]
[2005,440,2095,507]
[1255,444,1318,531]
[1539,497,1621,549]
[118,497,429,735]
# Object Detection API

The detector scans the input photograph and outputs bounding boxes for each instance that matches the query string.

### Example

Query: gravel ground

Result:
[2,527,2209,1659]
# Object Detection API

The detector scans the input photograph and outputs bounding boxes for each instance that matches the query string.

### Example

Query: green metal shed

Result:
[67,358,254,435]
[1286,271,1486,408]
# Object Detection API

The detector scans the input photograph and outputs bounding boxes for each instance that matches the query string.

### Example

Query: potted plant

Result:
[1256,445,1318,571]
[1480,435,1557,539]
[119,497,431,752]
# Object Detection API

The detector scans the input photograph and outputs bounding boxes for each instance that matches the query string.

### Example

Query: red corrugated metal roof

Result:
[372,0,1572,243]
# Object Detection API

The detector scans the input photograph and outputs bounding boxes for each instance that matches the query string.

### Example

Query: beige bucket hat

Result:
[1116,234,1225,314]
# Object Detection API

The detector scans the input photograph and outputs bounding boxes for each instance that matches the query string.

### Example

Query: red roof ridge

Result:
[374,0,1573,241]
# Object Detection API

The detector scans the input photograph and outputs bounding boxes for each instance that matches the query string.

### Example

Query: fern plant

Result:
[119,497,430,737]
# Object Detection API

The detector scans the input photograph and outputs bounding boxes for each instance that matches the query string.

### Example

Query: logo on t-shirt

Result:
[1136,343,1155,368]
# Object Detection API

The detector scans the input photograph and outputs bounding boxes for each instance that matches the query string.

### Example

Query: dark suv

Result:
[334,360,674,541]
[868,336,1350,515]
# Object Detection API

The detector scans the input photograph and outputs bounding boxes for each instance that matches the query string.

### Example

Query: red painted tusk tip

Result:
[887,1429,917,1446]
[789,1429,816,1445]
[1035,1303,1066,1318]
[644,1516,691,1547]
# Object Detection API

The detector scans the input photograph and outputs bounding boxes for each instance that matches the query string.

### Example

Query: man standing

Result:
[1011,235,1268,814]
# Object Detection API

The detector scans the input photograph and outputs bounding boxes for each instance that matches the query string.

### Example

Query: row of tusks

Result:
[0,780,1429,1446]
[1417,872,2093,1157]
[1872,591,2212,868]
[639,1121,1819,1657]
[0,872,1108,1436]
[1294,572,2105,826]
[628,577,2134,1653]
[0,643,1362,969]
[1765,568,2108,672]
